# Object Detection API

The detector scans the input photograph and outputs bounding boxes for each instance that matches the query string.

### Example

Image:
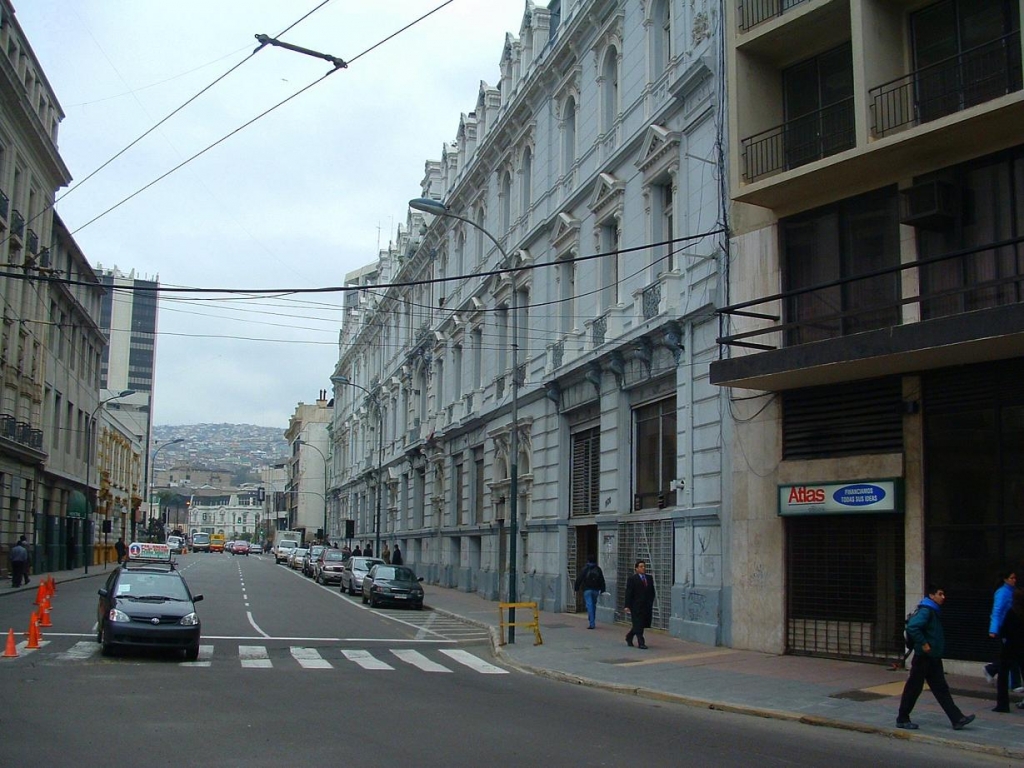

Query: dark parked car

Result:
[361,564,425,610]
[96,545,203,660]
[340,557,384,595]
[314,549,348,585]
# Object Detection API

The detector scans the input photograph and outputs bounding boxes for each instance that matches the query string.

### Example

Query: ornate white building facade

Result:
[332,0,728,642]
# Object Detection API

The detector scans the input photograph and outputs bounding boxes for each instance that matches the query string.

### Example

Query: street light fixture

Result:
[332,374,384,557]
[408,196,521,643]
[148,438,185,534]
[86,389,135,573]
[294,439,329,544]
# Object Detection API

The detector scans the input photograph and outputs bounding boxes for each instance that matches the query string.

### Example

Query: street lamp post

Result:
[148,438,184,538]
[332,374,384,557]
[295,440,329,544]
[408,197,521,643]
[86,389,134,573]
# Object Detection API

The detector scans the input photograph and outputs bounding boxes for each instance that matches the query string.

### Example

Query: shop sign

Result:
[778,480,901,516]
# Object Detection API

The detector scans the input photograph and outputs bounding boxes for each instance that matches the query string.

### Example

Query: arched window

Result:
[475,205,486,261]
[562,96,577,172]
[499,170,512,233]
[652,0,671,76]
[455,231,466,278]
[520,147,533,213]
[602,47,619,132]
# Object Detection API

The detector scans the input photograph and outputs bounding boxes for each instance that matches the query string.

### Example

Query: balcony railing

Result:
[26,229,38,254]
[0,415,43,450]
[871,31,1022,138]
[10,209,25,240]
[716,235,1024,352]
[737,0,810,33]
[642,282,662,320]
[742,98,855,182]
[0,191,8,222]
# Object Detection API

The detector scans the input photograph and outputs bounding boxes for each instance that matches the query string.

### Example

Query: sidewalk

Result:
[423,585,1024,760]
[9,564,1024,758]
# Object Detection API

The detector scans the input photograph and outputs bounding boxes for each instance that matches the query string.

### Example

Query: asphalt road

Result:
[0,554,1013,767]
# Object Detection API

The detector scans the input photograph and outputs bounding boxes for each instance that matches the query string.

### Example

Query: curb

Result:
[1,569,105,597]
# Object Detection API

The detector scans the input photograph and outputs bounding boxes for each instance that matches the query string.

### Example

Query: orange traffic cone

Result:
[39,597,52,628]
[2,628,17,657]
[33,581,45,605]
[26,615,40,649]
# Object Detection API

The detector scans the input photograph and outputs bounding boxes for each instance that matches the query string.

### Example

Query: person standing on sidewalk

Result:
[115,537,127,565]
[574,554,606,629]
[9,538,29,587]
[994,587,1024,712]
[897,585,975,731]
[624,559,655,649]
[391,544,403,565]
[985,570,1020,690]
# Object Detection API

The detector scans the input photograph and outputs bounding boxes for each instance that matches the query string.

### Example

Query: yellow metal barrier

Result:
[498,601,543,646]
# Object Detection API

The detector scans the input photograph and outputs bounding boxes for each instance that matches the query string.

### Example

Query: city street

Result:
[0,554,1015,767]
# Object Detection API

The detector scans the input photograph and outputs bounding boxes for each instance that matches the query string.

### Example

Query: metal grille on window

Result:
[570,427,600,517]
[786,514,905,660]
[565,533,578,613]
[617,520,673,630]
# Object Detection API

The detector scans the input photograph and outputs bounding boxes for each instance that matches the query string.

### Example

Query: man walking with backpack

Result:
[897,585,975,731]
[574,554,606,630]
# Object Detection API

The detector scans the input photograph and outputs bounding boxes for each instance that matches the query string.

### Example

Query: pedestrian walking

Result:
[985,570,1021,691]
[391,544,403,565]
[624,559,655,649]
[897,585,975,731]
[994,587,1024,712]
[352,545,362,557]
[382,543,391,564]
[364,543,373,557]
[9,538,29,588]
[114,537,127,564]
[574,554,606,629]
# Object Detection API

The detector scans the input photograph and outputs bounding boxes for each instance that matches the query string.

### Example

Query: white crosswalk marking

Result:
[239,644,272,668]
[181,644,214,667]
[57,641,101,661]
[342,649,394,670]
[391,648,452,673]
[291,647,332,669]
[440,649,508,674]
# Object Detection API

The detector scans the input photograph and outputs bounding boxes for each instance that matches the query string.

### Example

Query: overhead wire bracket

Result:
[254,33,348,69]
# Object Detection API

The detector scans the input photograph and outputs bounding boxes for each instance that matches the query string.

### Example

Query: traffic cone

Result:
[33,581,45,605]
[46,576,55,598]
[26,615,40,649]
[39,597,52,628]
[2,629,17,657]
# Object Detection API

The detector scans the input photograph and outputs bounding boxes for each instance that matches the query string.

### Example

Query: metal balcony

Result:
[737,0,810,33]
[871,31,1023,138]
[742,98,855,182]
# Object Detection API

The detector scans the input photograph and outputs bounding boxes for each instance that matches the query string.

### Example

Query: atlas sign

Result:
[778,480,900,516]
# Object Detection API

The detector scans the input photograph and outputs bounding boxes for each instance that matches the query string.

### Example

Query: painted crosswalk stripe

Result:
[57,641,101,661]
[181,644,214,667]
[239,645,272,668]
[440,649,508,674]
[342,649,394,670]
[391,648,452,672]
[291,647,332,669]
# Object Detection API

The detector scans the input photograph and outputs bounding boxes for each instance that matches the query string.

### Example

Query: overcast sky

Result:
[16,0,527,428]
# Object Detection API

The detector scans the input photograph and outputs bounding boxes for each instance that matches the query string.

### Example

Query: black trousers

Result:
[898,653,965,725]
[11,561,28,587]
[625,612,648,646]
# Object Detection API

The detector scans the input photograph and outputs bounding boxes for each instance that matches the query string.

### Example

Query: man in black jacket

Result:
[574,554,606,629]
[624,559,656,649]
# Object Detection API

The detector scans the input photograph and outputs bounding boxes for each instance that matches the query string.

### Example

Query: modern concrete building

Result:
[332,0,729,643]
[715,0,1023,665]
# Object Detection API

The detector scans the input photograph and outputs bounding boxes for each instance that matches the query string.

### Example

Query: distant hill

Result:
[152,423,290,480]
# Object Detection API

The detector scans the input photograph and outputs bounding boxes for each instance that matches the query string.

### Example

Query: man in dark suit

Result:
[624,559,656,649]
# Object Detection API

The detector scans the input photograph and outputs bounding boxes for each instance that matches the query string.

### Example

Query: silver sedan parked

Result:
[340,556,384,595]
[288,548,308,570]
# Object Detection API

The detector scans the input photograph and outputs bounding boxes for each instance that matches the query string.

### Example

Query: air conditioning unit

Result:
[900,180,957,230]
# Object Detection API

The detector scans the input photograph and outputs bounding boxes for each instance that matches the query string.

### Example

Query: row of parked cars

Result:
[280,544,425,609]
